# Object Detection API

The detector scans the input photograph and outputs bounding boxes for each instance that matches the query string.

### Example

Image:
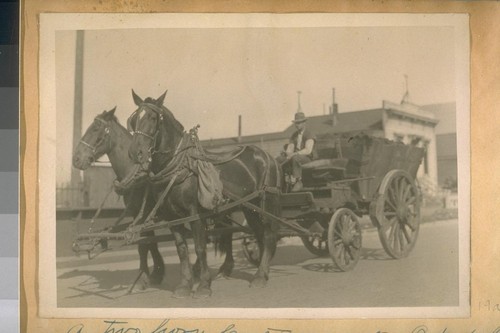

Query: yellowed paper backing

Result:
[21,0,499,332]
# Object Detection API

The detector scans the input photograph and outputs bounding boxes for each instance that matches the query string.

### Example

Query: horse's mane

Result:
[160,106,185,134]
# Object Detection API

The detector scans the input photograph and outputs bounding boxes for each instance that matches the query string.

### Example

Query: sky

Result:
[55,24,457,183]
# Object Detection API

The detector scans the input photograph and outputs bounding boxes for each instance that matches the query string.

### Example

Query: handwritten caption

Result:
[479,300,500,312]
[378,326,500,333]
[66,319,292,333]
[66,320,500,333]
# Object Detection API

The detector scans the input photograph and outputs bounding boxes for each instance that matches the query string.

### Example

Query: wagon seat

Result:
[300,137,363,188]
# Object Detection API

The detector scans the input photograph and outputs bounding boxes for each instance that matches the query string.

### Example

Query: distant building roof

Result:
[203,109,385,147]
[202,130,289,147]
[203,102,453,147]
[422,102,456,135]
[284,109,385,135]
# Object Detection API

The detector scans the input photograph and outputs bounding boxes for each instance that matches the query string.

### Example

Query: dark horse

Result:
[72,108,164,287]
[128,90,281,298]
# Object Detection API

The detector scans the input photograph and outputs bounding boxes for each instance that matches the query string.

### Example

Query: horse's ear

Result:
[156,90,168,107]
[132,89,143,106]
[101,106,116,120]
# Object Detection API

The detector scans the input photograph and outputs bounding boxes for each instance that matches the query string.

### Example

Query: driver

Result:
[278,111,316,192]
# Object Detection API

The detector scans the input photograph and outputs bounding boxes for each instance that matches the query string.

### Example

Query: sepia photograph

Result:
[37,13,470,319]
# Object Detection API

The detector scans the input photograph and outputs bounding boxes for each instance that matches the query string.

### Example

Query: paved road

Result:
[56,219,459,309]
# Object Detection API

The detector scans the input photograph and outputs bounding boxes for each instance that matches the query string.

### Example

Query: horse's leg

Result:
[192,257,201,282]
[171,225,193,298]
[251,222,277,288]
[216,224,234,279]
[136,242,151,290]
[145,230,164,285]
[245,207,278,288]
[191,218,212,298]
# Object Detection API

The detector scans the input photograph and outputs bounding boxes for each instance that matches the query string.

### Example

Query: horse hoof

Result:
[150,269,164,285]
[172,285,192,298]
[215,272,231,280]
[217,265,234,279]
[249,276,267,288]
[193,286,212,299]
[137,275,151,290]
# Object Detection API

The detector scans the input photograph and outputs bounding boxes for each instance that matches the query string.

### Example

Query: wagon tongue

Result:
[113,164,148,194]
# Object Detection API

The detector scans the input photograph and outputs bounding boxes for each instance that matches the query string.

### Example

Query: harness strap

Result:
[134,130,155,141]
[88,184,115,233]
[129,185,150,228]
[79,117,111,154]
[142,171,180,225]
[223,190,312,235]
[79,139,97,152]
[130,190,263,235]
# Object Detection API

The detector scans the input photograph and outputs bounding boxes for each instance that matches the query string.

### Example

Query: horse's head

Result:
[128,90,184,171]
[72,107,116,170]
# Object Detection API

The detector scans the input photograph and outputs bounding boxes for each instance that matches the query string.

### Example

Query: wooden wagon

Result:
[241,133,425,271]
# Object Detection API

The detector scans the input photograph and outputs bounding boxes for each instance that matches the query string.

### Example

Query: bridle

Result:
[79,117,111,157]
[128,104,166,157]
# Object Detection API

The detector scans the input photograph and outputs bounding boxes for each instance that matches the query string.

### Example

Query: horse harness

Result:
[79,117,111,156]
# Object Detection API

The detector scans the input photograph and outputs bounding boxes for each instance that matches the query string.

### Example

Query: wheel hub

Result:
[396,206,408,221]
[342,229,354,245]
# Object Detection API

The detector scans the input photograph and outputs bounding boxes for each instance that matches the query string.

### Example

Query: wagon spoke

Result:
[345,245,355,261]
[340,215,348,230]
[398,224,406,252]
[389,216,398,226]
[334,228,344,239]
[393,178,400,204]
[388,186,398,208]
[334,238,343,246]
[387,220,396,245]
[402,223,412,244]
[406,196,416,205]
[342,246,350,265]
[402,183,412,202]
[385,196,398,211]
[392,222,400,253]
[384,211,397,218]
[398,177,406,203]
[345,216,355,234]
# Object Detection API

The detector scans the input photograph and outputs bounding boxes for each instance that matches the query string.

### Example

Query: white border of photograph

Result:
[38,13,470,319]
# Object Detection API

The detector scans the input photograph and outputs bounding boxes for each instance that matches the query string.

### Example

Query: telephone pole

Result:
[71,30,84,186]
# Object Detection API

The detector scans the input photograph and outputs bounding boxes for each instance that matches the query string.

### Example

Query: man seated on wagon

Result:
[277,111,316,192]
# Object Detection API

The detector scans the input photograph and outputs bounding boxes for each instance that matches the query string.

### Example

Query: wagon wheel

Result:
[241,236,260,266]
[300,235,329,257]
[328,208,362,271]
[370,170,421,259]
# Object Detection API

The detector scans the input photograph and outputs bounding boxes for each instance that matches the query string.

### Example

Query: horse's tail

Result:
[212,222,230,257]
[213,237,226,257]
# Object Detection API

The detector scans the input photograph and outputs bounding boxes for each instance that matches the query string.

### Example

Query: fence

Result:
[57,166,126,209]
[56,181,87,208]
